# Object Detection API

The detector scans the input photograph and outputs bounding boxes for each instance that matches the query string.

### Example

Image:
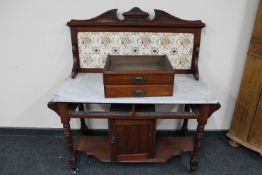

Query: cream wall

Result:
[0,0,259,130]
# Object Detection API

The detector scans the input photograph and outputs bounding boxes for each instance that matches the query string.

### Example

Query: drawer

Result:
[104,84,173,98]
[103,73,174,85]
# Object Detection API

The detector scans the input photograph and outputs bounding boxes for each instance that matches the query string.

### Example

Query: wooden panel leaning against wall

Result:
[227,0,262,156]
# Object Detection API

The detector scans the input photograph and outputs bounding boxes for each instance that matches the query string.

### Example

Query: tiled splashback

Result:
[77,32,194,69]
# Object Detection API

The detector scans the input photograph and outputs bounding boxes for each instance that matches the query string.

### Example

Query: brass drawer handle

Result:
[131,76,147,85]
[132,89,147,97]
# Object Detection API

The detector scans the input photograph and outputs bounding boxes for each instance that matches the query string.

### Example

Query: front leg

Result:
[190,122,205,172]
[190,103,221,173]
[58,103,77,171]
[63,122,76,170]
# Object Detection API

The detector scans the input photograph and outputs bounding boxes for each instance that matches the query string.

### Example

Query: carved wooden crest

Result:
[68,7,205,28]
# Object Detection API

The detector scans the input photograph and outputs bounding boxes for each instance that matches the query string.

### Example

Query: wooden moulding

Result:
[74,136,193,162]
[67,7,206,80]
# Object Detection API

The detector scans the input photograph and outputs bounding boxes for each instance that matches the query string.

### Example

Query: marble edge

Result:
[50,96,219,104]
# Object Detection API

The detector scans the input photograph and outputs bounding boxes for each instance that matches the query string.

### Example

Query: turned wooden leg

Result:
[58,103,77,171]
[190,104,218,173]
[190,123,205,173]
[63,122,77,170]
[79,104,88,134]
[189,103,221,173]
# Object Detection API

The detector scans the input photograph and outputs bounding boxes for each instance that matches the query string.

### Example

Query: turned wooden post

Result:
[190,103,220,173]
[190,104,209,172]
[58,103,77,170]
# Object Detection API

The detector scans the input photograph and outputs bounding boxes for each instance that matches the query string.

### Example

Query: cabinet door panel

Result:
[115,126,127,154]
[139,125,150,153]
[125,125,139,154]
[109,119,156,161]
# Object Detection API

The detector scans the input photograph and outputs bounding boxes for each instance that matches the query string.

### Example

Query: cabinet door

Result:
[248,91,262,149]
[109,119,156,161]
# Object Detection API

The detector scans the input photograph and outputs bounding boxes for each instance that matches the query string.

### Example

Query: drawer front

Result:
[104,73,174,85]
[104,84,173,98]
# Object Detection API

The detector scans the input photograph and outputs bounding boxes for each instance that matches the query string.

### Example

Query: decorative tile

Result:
[78,32,194,69]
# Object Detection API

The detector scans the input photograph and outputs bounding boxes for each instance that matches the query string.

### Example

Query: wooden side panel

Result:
[246,1,262,147]
[248,91,262,149]
[228,55,262,141]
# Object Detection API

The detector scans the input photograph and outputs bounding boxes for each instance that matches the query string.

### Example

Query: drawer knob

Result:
[131,76,147,85]
[132,89,147,97]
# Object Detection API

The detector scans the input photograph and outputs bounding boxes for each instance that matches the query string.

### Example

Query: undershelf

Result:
[74,136,193,163]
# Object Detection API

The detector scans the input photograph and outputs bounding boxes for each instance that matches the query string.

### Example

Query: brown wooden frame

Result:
[67,7,205,80]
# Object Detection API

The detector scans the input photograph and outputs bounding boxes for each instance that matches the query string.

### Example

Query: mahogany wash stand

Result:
[48,8,220,173]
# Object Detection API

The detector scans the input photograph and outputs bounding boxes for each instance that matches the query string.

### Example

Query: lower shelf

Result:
[74,136,193,163]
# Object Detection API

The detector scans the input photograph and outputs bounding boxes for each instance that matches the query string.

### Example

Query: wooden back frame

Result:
[67,7,206,80]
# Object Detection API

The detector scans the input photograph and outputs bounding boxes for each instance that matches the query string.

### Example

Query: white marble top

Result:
[51,73,218,104]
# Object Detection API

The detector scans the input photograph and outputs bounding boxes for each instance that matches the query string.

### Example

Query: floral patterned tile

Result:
[78,32,194,69]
